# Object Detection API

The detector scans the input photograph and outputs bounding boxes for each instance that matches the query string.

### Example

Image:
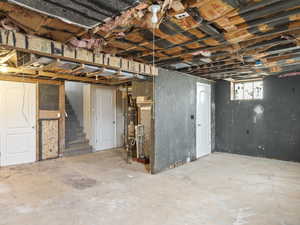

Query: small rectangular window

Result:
[231,80,263,100]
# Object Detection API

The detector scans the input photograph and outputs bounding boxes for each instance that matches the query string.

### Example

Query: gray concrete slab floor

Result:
[0,150,300,225]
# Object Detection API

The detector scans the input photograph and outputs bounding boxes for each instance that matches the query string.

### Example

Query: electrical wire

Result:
[152,22,155,121]
[151,20,156,168]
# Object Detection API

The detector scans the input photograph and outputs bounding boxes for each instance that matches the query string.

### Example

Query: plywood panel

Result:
[40,120,59,160]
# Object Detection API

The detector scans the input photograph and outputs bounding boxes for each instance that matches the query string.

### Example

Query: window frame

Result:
[230,79,263,101]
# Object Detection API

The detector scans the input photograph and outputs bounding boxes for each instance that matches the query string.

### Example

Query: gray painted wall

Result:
[215,76,300,162]
[152,68,214,173]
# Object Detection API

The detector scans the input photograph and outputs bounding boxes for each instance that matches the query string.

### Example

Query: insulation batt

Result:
[191,50,212,57]
[98,2,149,34]
[69,38,104,50]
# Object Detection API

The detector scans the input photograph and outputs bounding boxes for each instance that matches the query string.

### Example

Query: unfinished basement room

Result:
[0,0,300,225]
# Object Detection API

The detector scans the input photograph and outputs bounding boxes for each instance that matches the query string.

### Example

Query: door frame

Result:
[91,86,117,151]
[196,82,212,158]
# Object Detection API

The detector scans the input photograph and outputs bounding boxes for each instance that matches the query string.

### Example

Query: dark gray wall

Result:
[152,68,214,173]
[215,76,300,162]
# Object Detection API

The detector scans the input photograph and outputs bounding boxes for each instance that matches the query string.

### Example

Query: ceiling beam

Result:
[0,66,113,84]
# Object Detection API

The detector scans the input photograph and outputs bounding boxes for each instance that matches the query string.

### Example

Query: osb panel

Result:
[46,19,84,34]
[138,106,152,158]
[203,38,220,46]
[0,2,84,42]
[185,42,204,49]
[214,17,239,32]
[7,7,47,32]
[40,119,59,160]
[163,46,185,55]
[188,28,206,39]
[125,32,145,43]
[225,30,254,43]
[154,29,191,44]
[37,28,74,43]
[169,17,199,30]
[198,0,235,21]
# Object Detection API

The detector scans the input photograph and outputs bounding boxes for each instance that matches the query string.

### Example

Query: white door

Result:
[196,83,211,158]
[94,87,116,151]
[0,81,36,166]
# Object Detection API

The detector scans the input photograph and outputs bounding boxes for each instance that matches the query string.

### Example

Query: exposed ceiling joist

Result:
[0,66,131,85]
[1,0,300,80]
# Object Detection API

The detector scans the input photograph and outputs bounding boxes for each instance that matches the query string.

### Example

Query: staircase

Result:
[64,97,93,156]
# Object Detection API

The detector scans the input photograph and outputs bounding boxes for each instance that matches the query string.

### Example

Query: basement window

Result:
[231,80,263,100]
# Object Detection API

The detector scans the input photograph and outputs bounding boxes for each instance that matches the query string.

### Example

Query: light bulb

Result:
[149,4,161,24]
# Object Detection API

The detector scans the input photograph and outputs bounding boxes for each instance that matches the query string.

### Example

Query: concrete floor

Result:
[0,150,300,225]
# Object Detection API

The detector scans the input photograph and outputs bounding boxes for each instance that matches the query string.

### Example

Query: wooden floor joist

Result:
[1,0,299,80]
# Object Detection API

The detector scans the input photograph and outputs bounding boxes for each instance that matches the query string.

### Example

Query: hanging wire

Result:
[151,20,156,168]
[153,24,155,66]
[152,22,155,121]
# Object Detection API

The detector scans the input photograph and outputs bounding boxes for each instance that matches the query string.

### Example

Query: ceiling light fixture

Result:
[148,4,161,24]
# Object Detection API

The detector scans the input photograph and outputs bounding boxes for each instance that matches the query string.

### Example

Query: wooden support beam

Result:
[0,73,62,84]
[86,69,104,77]
[0,66,112,84]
